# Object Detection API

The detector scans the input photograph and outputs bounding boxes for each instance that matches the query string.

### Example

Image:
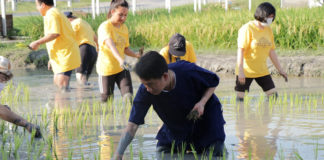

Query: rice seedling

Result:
[138,150,143,160]
[293,150,303,160]
[1,132,8,149]
[35,141,44,160]
[13,134,22,159]
[68,149,73,160]
[1,147,8,160]
[208,146,215,160]
[177,142,186,160]
[190,144,199,159]
[0,121,5,135]
[109,137,114,158]
[129,144,133,160]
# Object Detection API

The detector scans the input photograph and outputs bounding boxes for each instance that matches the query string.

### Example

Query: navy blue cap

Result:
[168,33,186,56]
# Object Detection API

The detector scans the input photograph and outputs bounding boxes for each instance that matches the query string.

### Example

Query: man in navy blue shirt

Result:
[113,51,226,159]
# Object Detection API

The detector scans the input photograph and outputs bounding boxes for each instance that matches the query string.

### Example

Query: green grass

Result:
[5,0,111,14]
[10,4,324,52]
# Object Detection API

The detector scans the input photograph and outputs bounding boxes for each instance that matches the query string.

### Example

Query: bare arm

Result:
[113,122,139,160]
[237,48,245,84]
[191,87,216,117]
[104,38,124,65]
[29,34,60,50]
[124,47,140,58]
[269,49,288,82]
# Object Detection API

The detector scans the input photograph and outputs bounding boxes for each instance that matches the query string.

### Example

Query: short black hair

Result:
[134,51,168,80]
[107,0,129,18]
[37,0,54,6]
[254,2,276,23]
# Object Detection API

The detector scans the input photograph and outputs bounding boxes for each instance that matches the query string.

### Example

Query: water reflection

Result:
[235,102,280,159]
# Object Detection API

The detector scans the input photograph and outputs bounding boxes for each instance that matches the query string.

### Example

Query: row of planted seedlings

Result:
[0,82,55,160]
[3,82,323,159]
[220,91,324,114]
[219,92,324,160]
[0,81,151,159]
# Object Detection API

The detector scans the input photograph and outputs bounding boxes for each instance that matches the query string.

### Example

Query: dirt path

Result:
[197,54,324,77]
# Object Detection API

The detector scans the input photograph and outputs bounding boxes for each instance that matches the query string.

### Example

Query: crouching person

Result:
[113,51,226,159]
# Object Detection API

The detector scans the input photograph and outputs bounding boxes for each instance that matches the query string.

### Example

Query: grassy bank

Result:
[5,0,111,14]
[12,4,324,52]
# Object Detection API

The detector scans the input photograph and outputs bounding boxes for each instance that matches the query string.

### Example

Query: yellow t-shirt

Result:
[70,18,96,47]
[96,20,130,76]
[159,41,197,64]
[44,7,81,74]
[235,21,275,78]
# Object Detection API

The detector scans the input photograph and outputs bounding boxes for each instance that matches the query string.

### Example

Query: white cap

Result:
[0,56,11,75]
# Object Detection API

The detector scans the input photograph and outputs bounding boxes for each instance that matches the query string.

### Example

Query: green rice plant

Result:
[110,137,114,158]
[170,141,175,158]
[177,142,186,160]
[190,144,199,160]
[314,140,319,160]
[248,147,252,160]
[53,111,59,132]
[208,146,214,160]
[0,121,5,135]
[81,152,85,160]
[23,84,30,103]
[2,146,8,160]
[293,150,303,160]
[68,149,73,160]
[8,138,12,158]
[129,144,133,160]
[278,147,285,160]
[1,133,8,149]
[93,152,98,160]
[139,150,143,160]
[26,141,31,158]
[161,151,165,160]
[13,134,22,159]
[34,141,44,160]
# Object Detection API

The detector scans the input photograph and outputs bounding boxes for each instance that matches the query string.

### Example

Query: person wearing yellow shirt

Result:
[97,0,140,102]
[64,12,98,86]
[235,2,288,101]
[159,33,197,64]
[29,0,81,92]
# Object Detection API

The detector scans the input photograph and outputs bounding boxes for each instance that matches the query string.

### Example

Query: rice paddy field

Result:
[0,69,323,159]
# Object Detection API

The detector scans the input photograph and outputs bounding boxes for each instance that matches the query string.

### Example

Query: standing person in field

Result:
[64,11,98,86]
[235,2,288,101]
[159,33,197,64]
[96,0,141,103]
[29,0,81,92]
[0,56,42,138]
[113,51,226,159]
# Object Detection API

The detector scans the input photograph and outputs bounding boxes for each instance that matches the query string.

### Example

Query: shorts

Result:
[98,70,133,102]
[75,43,98,77]
[234,74,275,92]
[56,70,73,77]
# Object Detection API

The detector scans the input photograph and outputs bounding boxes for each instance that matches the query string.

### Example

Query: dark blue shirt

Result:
[129,61,225,148]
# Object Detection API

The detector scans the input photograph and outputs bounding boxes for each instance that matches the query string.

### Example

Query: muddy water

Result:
[5,69,324,159]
